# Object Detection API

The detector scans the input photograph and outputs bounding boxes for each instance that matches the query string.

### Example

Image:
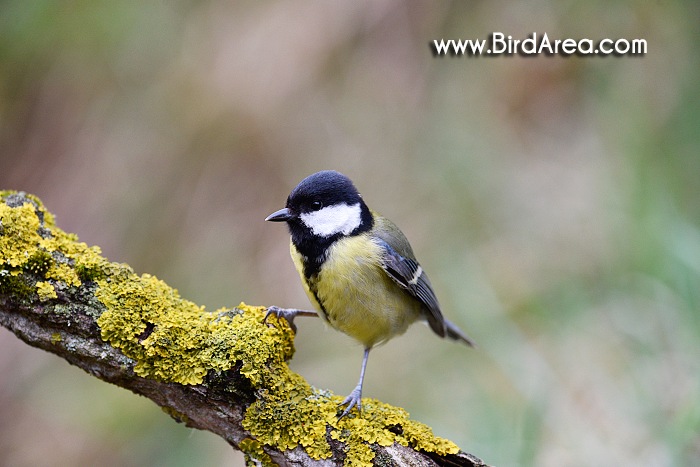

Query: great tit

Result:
[265,170,473,418]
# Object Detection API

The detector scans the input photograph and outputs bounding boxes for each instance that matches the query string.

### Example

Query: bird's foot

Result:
[338,386,363,419]
[263,306,299,332]
[263,307,317,333]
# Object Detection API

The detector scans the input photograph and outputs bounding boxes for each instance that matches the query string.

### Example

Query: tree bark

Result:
[0,191,489,467]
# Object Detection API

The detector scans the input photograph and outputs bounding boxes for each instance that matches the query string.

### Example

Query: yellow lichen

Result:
[95,268,295,385]
[0,191,463,465]
[239,438,275,467]
[36,281,57,301]
[0,191,112,293]
[241,338,460,466]
[327,399,459,466]
[0,202,42,268]
[242,376,335,459]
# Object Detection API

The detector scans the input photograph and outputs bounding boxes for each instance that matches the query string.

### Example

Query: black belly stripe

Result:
[308,279,330,322]
[300,249,331,322]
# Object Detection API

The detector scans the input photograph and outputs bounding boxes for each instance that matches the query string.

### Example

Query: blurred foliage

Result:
[1,0,699,466]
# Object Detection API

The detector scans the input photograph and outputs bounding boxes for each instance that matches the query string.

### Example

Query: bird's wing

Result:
[376,238,447,337]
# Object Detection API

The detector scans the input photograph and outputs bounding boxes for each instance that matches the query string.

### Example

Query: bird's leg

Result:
[339,347,371,419]
[263,306,317,333]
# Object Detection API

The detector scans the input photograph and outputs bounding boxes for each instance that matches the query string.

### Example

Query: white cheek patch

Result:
[300,202,362,237]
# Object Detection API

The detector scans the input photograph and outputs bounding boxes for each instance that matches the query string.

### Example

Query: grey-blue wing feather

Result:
[376,238,447,338]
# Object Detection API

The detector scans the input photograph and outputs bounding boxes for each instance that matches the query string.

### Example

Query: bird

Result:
[265,170,474,418]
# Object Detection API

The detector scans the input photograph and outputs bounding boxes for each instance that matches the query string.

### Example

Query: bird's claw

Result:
[264,306,298,333]
[338,386,363,419]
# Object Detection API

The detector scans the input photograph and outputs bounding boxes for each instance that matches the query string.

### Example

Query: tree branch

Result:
[0,191,489,467]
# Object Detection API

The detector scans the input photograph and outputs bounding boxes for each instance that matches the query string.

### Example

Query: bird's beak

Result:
[265,208,294,222]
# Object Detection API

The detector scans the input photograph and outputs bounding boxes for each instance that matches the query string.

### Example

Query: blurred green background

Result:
[1,1,699,466]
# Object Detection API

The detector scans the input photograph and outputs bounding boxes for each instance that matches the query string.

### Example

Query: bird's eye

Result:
[311,201,323,211]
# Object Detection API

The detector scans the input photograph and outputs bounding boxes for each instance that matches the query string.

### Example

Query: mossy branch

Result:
[0,191,488,467]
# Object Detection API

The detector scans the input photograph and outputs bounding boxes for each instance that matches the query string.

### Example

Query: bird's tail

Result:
[444,318,476,347]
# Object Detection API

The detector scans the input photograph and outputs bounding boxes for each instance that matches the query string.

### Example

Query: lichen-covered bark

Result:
[0,191,489,467]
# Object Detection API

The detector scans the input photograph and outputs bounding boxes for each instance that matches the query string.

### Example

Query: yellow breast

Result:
[291,235,422,348]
